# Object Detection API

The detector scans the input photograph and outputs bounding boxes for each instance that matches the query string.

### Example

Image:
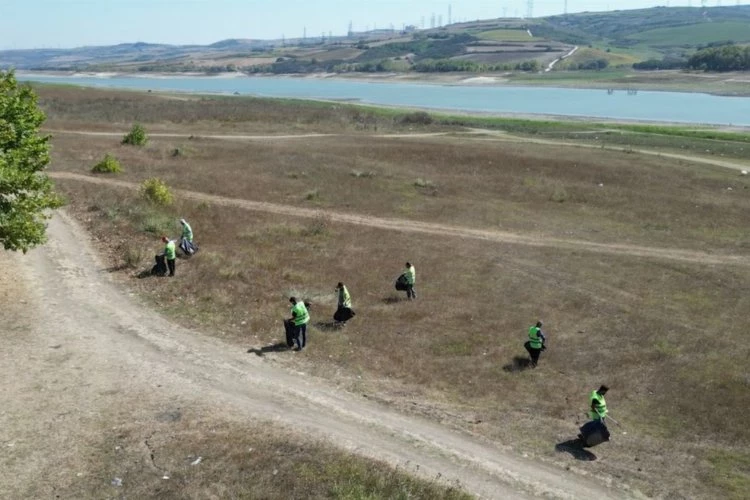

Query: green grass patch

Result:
[704,450,750,500]
[476,29,534,42]
[627,22,750,47]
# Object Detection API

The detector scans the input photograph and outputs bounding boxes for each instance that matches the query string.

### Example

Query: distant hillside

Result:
[2,5,749,74]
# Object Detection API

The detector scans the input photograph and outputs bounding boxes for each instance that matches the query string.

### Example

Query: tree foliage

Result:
[687,44,750,72]
[0,71,63,252]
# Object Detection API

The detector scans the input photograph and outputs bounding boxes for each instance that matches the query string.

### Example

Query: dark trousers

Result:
[296,323,307,349]
[167,258,176,276]
[406,284,416,299]
[524,341,542,366]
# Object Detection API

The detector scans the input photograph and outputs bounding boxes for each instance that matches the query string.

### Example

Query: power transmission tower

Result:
[431,13,436,28]
[348,21,353,38]
[701,0,707,6]
[448,4,452,25]
[503,7,508,17]
[438,14,443,26]
[564,0,568,14]
[527,0,534,19]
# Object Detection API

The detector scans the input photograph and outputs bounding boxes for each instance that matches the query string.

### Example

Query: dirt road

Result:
[50,172,748,267]
[0,211,633,499]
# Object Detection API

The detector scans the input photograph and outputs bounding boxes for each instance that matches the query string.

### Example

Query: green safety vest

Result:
[589,391,608,420]
[338,286,351,308]
[181,222,193,242]
[291,301,310,326]
[164,240,176,260]
[404,265,415,285]
[528,326,543,349]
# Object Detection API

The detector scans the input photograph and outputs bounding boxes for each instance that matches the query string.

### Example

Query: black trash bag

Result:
[283,319,296,348]
[579,420,611,448]
[395,273,408,291]
[151,254,167,276]
[333,306,356,323]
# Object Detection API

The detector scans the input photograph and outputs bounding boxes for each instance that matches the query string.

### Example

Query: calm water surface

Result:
[22,73,750,126]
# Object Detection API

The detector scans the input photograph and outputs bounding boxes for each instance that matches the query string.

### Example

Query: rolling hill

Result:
[1,5,749,74]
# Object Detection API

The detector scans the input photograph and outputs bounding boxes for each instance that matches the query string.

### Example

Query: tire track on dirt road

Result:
[1,211,632,499]
[50,171,748,267]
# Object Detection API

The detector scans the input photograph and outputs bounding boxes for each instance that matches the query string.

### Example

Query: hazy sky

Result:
[0,1,732,49]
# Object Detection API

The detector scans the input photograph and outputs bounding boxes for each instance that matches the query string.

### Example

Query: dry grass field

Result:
[40,86,750,499]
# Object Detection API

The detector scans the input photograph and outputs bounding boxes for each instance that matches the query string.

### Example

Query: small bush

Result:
[414,178,436,188]
[400,111,434,125]
[303,214,331,237]
[91,153,122,174]
[123,245,146,268]
[350,170,376,178]
[122,123,148,146]
[304,189,320,201]
[140,177,174,206]
[549,184,569,203]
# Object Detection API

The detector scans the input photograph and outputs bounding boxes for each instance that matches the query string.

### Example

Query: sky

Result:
[0,0,739,49]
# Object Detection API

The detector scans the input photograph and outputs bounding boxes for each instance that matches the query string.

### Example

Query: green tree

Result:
[0,71,63,252]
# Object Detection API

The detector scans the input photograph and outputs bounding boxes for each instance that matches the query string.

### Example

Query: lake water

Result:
[21,73,750,126]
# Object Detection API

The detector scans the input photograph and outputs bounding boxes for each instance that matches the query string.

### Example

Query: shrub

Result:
[91,153,122,174]
[414,178,436,188]
[122,123,148,146]
[302,214,331,237]
[304,189,320,201]
[140,177,174,206]
[123,245,146,268]
[400,111,434,125]
[350,170,376,178]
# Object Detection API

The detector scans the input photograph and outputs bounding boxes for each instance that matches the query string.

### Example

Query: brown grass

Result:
[40,405,469,500]
[44,86,750,499]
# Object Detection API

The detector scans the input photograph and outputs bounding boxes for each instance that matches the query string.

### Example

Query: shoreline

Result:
[17,68,750,97]
[20,71,750,130]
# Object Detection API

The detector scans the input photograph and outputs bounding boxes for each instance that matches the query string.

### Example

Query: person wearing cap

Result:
[161,236,176,277]
[524,320,546,367]
[288,296,310,350]
[179,218,197,255]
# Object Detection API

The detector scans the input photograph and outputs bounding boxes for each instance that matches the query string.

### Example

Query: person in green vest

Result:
[524,320,546,367]
[161,236,176,277]
[578,385,611,445]
[179,218,198,255]
[403,262,416,300]
[289,296,310,351]
[589,385,609,421]
[333,282,355,325]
